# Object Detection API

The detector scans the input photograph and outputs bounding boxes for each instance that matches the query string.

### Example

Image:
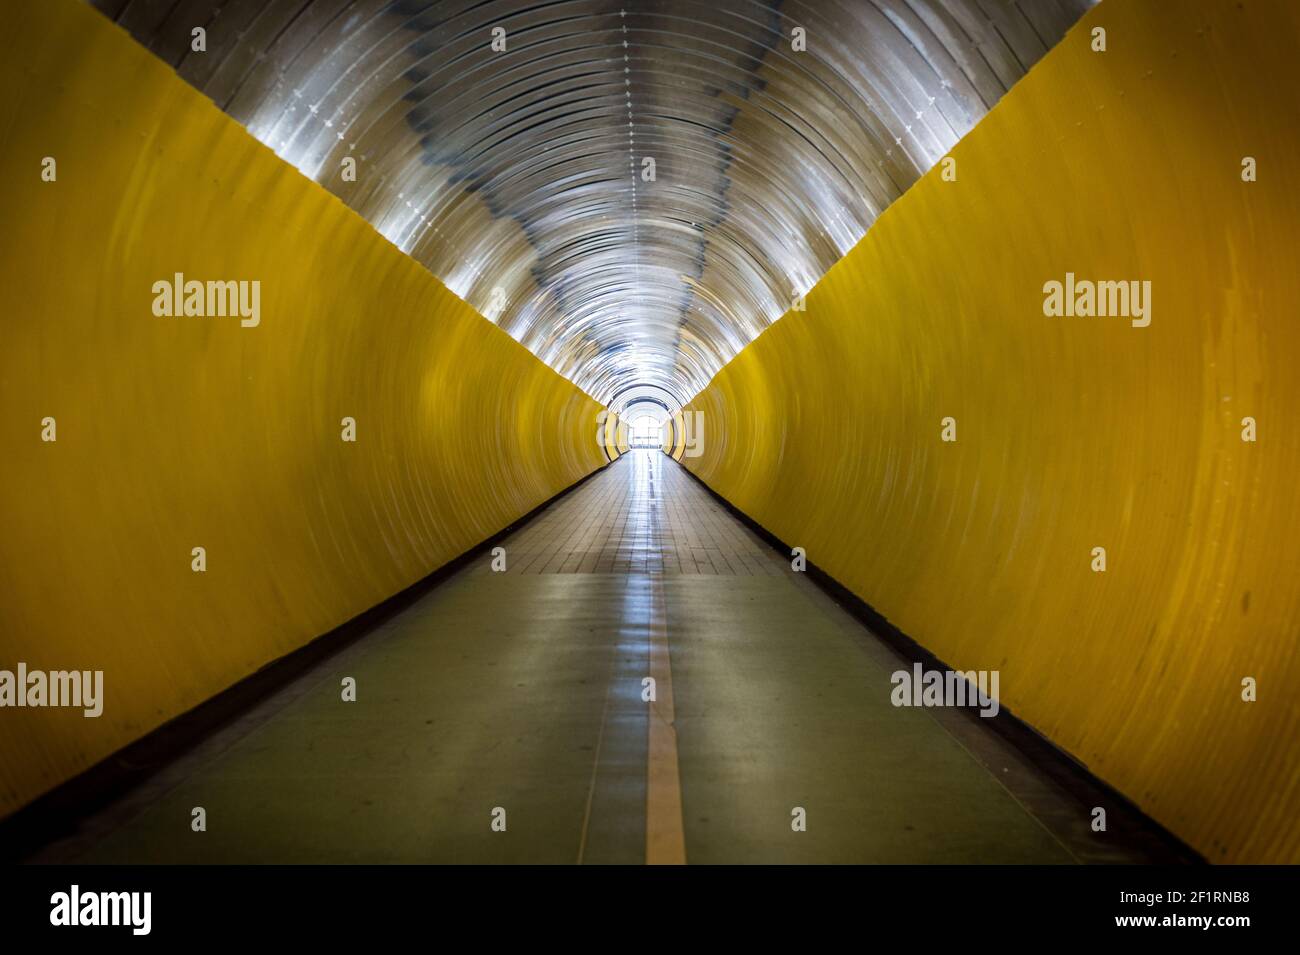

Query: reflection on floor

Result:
[29,452,1186,863]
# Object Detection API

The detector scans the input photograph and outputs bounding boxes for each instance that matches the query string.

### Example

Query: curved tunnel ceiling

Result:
[91,0,1094,403]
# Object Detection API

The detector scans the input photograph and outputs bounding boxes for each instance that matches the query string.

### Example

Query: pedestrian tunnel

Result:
[1,0,1298,866]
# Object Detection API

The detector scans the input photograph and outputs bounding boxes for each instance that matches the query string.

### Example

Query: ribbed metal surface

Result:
[91,0,1092,401]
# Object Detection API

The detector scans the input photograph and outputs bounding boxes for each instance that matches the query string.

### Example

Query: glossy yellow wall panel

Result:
[684,0,1300,863]
[0,0,605,817]
[603,410,622,462]
[669,412,687,461]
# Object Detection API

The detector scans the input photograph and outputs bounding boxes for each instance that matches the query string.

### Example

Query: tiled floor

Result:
[503,449,786,575]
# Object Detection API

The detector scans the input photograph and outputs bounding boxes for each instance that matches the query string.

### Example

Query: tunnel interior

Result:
[2,0,1298,867]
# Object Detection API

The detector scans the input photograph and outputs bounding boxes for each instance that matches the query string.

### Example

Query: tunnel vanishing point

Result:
[1,0,1298,866]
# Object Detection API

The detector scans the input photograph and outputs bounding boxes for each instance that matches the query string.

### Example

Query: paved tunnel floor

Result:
[30,452,1174,864]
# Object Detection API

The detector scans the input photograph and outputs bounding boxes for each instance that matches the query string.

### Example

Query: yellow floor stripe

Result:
[645,570,686,864]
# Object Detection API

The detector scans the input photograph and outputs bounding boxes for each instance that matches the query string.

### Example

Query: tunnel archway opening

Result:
[606,384,682,455]
[621,398,671,450]
[628,414,662,449]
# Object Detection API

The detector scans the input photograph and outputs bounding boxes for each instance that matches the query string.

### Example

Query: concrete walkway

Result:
[30,452,1171,863]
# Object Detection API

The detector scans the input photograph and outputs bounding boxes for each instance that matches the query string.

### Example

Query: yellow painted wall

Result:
[0,0,605,817]
[603,410,623,462]
[666,411,687,461]
[684,0,1300,863]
